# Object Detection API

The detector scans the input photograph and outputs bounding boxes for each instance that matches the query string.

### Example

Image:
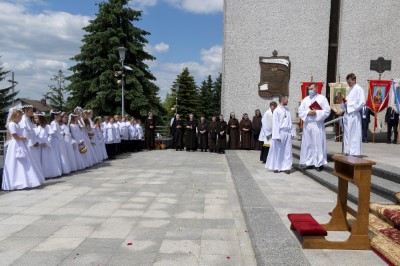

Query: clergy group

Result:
[264,73,368,174]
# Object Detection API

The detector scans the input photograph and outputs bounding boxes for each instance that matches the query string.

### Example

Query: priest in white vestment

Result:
[336,73,366,156]
[266,96,292,174]
[298,83,331,171]
[259,101,277,163]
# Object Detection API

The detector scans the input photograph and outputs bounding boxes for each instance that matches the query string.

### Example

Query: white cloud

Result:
[154,42,170,53]
[129,0,158,11]
[154,44,222,99]
[0,2,90,99]
[129,0,223,14]
[164,0,223,14]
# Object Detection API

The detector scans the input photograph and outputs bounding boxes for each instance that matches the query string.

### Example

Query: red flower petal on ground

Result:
[127,242,133,246]
[226,256,231,260]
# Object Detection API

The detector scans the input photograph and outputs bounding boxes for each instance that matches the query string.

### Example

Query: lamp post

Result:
[117,46,128,117]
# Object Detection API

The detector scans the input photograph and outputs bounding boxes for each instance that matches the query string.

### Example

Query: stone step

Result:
[292,156,394,205]
[292,142,400,184]
[292,148,399,203]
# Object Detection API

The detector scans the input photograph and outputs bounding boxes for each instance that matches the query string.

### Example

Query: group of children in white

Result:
[1,105,144,191]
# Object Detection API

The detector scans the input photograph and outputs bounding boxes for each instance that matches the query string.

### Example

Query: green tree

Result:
[44,70,68,111]
[67,0,164,118]
[211,72,222,116]
[198,75,214,121]
[173,68,201,120]
[0,63,18,128]
[163,91,176,118]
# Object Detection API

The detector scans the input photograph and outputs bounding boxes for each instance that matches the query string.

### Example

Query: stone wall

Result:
[222,0,331,122]
[337,0,400,134]
[223,0,400,137]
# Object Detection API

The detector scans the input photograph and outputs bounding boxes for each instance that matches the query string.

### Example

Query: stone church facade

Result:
[222,0,400,133]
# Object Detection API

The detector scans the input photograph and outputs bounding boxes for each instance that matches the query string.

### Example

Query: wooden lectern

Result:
[289,155,376,250]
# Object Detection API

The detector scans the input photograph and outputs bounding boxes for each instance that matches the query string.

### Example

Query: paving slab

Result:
[0,150,256,265]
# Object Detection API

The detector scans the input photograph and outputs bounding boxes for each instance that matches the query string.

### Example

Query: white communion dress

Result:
[2,122,45,190]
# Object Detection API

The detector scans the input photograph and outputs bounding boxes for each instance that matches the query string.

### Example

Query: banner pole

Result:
[373,113,377,143]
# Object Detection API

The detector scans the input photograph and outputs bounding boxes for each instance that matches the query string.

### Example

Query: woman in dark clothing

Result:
[228,112,240,150]
[197,116,208,152]
[186,113,197,151]
[240,113,252,150]
[208,116,218,153]
[144,112,156,150]
[217,114,227,154]
[252,109,262,150]
[174,114,184,151]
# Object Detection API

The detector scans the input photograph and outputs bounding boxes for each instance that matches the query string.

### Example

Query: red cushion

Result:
[288,213,328,236]
[288,213,315,223]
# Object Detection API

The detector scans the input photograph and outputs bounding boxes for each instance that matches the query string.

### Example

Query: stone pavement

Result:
[233,150,386,266]
[0,151,256,266]
[1,144,396,266]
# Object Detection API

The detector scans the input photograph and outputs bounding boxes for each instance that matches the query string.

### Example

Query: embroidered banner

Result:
[300,82,324,99]
[391,79,400,113]
[329,82,349,112]
[366,80,392,113]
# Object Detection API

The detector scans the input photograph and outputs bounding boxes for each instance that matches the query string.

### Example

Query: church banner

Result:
[329,82,349,112]
[391,79,400,113]
[366,80,392,113]
[300,82,324,99]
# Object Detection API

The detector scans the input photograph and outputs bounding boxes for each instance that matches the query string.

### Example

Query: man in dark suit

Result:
[385,106,399,144]
[360,105,374,143]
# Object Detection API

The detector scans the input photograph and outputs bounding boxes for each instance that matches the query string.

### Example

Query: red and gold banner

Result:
[366,80,392,113]
[300,82,324,99]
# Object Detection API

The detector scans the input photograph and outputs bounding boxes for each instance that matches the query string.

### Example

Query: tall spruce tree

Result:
[0,63,18,128]
[173,68,201,120]
[211,72,222,116]
[67,0,163,118]
[44,70,68,111]
[198,75,214,121]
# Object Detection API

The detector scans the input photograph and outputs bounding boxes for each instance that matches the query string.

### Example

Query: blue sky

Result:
[0,0,223,101]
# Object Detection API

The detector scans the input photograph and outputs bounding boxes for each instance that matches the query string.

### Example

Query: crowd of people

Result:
[1,106,145,191]
[3,73,398,191]
[169,111,264,154]
[264,73,399,175]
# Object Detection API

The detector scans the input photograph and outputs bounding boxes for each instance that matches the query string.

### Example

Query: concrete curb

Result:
[225,151,310,266]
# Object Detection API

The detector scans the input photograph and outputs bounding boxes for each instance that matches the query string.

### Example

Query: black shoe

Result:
[393,140,397,144]
[362,140,368,143]
[285,170,291,174]
[176,149,178,151]
[316,166,324,172]
[274,170,279,173]
[387,142,391,144]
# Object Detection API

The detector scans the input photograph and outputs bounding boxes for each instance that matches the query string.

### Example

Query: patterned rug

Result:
[369,202,400,266]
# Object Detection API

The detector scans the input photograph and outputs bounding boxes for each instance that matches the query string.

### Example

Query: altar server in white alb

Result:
[336,73,366,156]
[266,95,293,174]
[298,83,331,171]
[259,101,277,164]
